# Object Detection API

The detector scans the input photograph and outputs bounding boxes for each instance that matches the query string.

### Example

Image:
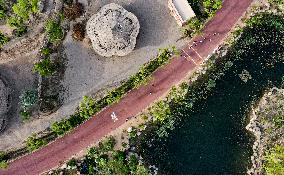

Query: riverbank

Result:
[247,88,284,174]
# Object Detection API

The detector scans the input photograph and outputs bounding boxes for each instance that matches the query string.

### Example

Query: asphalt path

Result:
[0,0,253,174]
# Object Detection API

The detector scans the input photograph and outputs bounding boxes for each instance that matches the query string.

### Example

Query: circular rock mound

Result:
[86,3,140,57]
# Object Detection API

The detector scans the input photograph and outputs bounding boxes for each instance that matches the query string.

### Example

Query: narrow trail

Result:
[0,0,253,174]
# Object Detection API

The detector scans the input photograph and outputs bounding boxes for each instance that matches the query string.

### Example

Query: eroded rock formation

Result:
[86,3,140,57]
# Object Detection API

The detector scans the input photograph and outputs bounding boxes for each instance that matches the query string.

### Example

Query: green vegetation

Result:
[181,17,203,37]
[268,0,284,5]
[19,89,38,120]
[12,0,38,20]
[45,19,64,44]
[183,0,222,37]
[50,47,176,136]
[48,137,150,175]
[33,58,56,76]
[6,0,39,36]
[0,0,7,20]
[26,134,48,151]
[263,145,284,175]
[41,47,52,56]
[0,31,9,48]
[0,152,8,169]
[20,89,38,109]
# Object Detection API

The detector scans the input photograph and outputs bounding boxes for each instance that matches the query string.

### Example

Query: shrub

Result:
[0,0,6,20]
[263,145,284,175]
[12,0,38,20]
[20,89,38,109]
[72,22,85,41]
[0,31,9,48]
[7,16,23,28]
[7,16,27,37]
[63,2,83,20]
[26,134,48,151]
[268,0,284,5]
[19,109,31,120]
[182,17,203,37]
[45,20,64,44]
[41,47,52,56]
[0,161,7,169]
[67,158,77,167]
[51,119,72,135]
[33,58,56,76]
[203,0,222,18]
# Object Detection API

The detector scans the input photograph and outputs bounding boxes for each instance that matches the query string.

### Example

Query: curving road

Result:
[0,0,253,174]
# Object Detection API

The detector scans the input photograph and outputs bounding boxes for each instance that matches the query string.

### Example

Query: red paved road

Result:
[0,0,253,174]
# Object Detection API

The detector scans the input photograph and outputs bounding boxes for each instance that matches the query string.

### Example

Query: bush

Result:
[12,0,38,20]
[0,151,8,169]
[41,47,52,56]
[45,20,64,44]
[7,16,27,37]
[63,2,83,20]
[33,58,56,76]
[0,0,6,20]
[182,17,203,37]
[0,31,9,48]
[20,89,38,109]
[72,22,85,41]
[0,161,7,169]
[26,134,48,151]
[51,119,72,135]
[203,0,222,18]
[263,145,284,175]
[268,0,284,5]
[19,109,31,120]
[182,0,222,37]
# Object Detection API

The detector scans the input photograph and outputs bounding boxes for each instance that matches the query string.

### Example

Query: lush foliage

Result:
[19,89,38,120]
[50,47,176,136]
[7,16,27,37]
[33,58,56,76]
[263,145,284,175]
[45,20,64,44]
[0,152,8,169]
[48,137,150,175]
[12,0,38,20]
[182,17,203,38]
[0,31,9,48]
[0,0,6,20]
[268,0,284,5]
[20,89,38,109]
[26,134,48,151]
[183,0,222,37]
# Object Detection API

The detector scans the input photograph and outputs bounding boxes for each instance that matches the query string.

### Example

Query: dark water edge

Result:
[136,23,284,174]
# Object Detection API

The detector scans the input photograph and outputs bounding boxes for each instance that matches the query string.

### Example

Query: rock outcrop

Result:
[86,3,140,57]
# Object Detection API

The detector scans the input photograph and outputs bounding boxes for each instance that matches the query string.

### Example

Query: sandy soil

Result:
[0,0,187,151]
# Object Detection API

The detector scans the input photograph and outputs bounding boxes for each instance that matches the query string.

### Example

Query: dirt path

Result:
[0,0,253,174]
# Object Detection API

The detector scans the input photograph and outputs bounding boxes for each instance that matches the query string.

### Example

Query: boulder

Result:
[86,3,140,57]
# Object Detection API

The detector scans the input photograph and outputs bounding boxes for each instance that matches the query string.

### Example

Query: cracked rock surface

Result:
[86,3,140,57]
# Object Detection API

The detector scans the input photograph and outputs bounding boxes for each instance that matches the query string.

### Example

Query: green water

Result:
[137,15,284,175]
